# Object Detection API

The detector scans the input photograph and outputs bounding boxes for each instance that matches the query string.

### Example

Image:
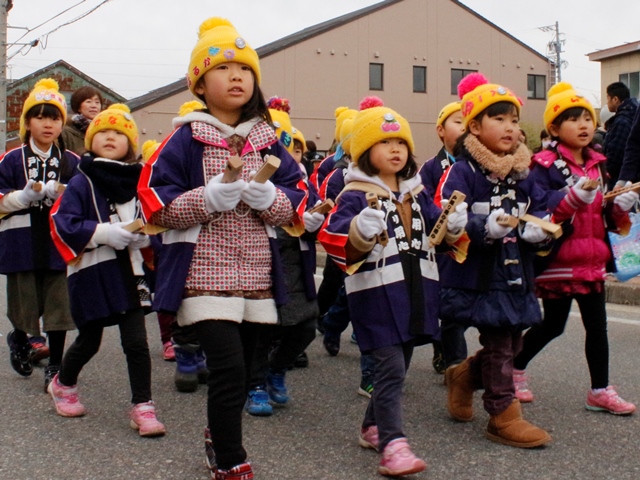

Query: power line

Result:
[9,0,87,47]
[8,0,112,61]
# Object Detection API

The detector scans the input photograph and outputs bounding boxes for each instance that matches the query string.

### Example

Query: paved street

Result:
[1,273,640,479]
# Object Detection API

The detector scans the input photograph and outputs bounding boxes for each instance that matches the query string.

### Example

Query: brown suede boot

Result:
[445,359,474,422]
[486,399,551,448]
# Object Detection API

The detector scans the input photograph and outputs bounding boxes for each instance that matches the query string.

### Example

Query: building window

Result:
[451,69,477,95]
[413,66,427,93]
[369,63,383,91]
[527,74,546,99]
[619,72,640,99]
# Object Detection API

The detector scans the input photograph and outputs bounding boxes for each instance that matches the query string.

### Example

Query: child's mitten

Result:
[204,173,246,213]
[355,207,386,239]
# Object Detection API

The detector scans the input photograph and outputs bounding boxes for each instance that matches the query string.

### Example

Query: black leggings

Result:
[514,291,609,389]
[59,308,152,404]
[195,320,266,470]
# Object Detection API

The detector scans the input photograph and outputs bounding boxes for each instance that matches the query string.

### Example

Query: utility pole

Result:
[0,1,10,153]
[539,21,566,86]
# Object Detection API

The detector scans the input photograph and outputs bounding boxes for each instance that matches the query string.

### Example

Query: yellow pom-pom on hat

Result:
[187,17,260,95]
[349,96,414,166]
[543,81,596,130]
[334,106,357,142]
[178,100,205,117]
[436,101,462,127]
[141,139,160,163]
[84,103,139,152]
[457,73,522,129]
[20,78,68,142]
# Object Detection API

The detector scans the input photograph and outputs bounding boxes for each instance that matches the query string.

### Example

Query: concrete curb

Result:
[315,248,640,306]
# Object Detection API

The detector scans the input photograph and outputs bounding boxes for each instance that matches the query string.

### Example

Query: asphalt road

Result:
[1,275,640,480]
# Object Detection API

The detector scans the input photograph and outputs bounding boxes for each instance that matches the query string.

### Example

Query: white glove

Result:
[446,202,468,233]
[204,173,246,213]
[486,208,513,239]
[17,180,45,205]
[101,222,136,250]
[520,221,547,243]
[355,207,386,239]
[241,179,277,211]
[129,233,151,250]
[43,179,62,201]
[613,190,639,212]
[571,177,597,205]
[303,211,325,232]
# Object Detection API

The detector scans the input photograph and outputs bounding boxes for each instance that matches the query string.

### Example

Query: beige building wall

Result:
[131,0,550,159]
[259,0,549,160]
[596,54,640,100]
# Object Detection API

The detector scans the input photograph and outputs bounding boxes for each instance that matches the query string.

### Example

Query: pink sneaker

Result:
[213,462,253,479]
[378,438,427,477]
[130,401,166,437]
[48,373,86,417]
[586,386,636,415]
[359,425,379,451]
[163,341,176,361]
[513,369,534,403]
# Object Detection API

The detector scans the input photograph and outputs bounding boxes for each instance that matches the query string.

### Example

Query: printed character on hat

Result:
[49,103,165,435]
[318,96,468,476]
[243,96,323,417]
[512,81,637,417]
[60,85,104,156]
[438,72,552,448]
[137,17,307,477]
[418,100,465,375]
[0,78,79,389]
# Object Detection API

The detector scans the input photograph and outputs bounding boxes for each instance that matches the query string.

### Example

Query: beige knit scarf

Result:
[464,134,531,179]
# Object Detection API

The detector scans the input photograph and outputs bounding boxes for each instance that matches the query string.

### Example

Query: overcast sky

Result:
[7,0,639,106]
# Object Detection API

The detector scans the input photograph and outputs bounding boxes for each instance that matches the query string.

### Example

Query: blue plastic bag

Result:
[608,214,640,282]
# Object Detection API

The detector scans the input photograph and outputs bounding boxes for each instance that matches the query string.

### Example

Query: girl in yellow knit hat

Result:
[318,96,467,477]
[49,103,166,437]
[512,81,637,415]
[439,73,552,449]
[0,78,79,391]
[138,17,306,479]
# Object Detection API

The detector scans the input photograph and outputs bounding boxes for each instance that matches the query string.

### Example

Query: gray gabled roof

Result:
[128,0,548,111]
[9,59,126,102]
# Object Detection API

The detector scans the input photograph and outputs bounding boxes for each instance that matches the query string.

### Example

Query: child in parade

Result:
[49,103,166,437]
[244,100,321,416]
[0,79,79,391]
[319,96,467,476]
[137,18,306,479]
[439,73,552,448]
[512,82,637,415]
[419,101,466,374]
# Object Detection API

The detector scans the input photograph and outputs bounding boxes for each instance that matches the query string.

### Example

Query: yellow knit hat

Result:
[349,96,414,165]
[20,78,67,141]
[187,17,261,94]
[339,116,355,156]
[458,73,522,129]
[543,81,596,130]
[334,106,357,141]
[269,108,293,153]
[291,126,306,153]
[436,101,462,127]
[178,100,205,117]
[141,140,160,163]
[85,103,139,152]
